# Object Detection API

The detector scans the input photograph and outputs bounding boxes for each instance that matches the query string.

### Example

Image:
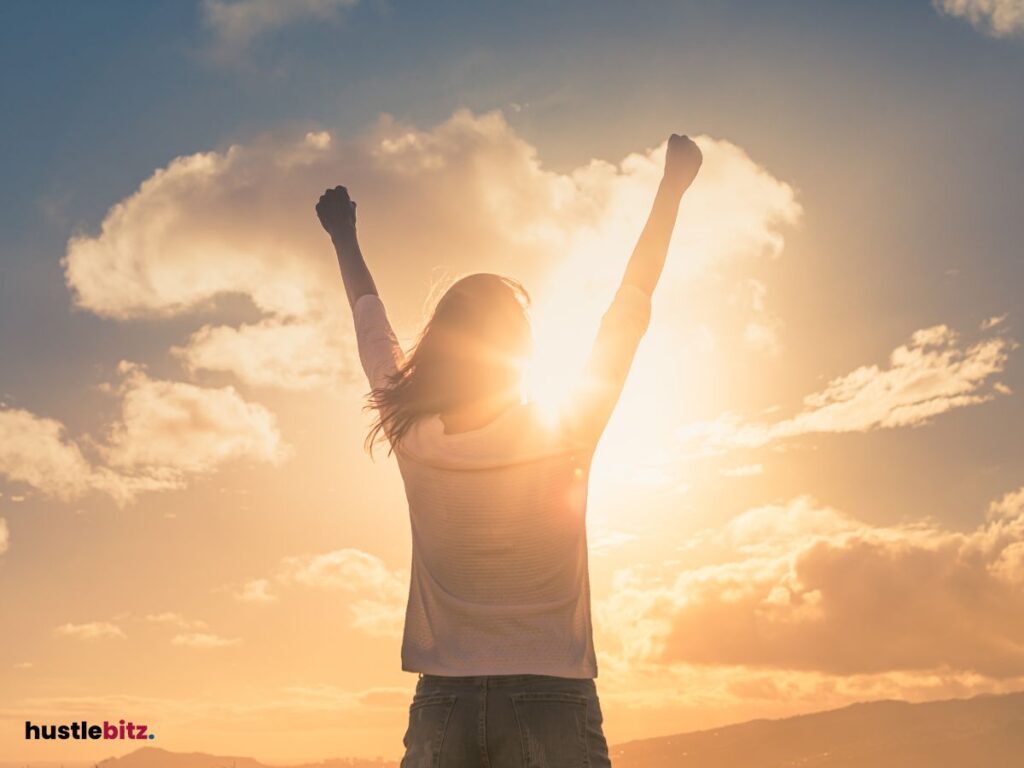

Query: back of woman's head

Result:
[365,273,532,456]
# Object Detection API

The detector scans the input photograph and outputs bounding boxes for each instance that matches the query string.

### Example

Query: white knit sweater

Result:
[352,283,651,678]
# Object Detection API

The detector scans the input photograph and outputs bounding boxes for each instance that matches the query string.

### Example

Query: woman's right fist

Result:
[316,185,357,238]
[663,134,702,194]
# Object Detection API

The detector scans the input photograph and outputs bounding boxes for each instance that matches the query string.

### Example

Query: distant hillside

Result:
[97,748,271,768]
[93,750,397,768]
[611,691,1024,767]
[11,690,1024,768]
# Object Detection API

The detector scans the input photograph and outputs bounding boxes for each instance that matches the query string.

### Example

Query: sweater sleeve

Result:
[352,293,405,391]
[560,282,652,447]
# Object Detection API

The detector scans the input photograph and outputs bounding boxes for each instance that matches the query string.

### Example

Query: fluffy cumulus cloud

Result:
[95,361,285,474]
[171,317,357,389]
[0,408,102,501]
[202,0,358,48]
[934,0,1024,37]
[597,487,1024,679]
[235,547,407,637]
[62,110,799,392]
[62,134,341,321]
[0,362,286,506]
[679,320,1015,455]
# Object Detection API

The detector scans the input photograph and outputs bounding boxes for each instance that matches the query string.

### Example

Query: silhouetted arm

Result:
[561,134,703,448]
[316,185,404,396]
[316,185,378,311]
[331,229,378,311]
[621,134,703,297]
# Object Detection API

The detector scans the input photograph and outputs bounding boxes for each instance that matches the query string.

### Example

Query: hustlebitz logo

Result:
[25,719,155,741]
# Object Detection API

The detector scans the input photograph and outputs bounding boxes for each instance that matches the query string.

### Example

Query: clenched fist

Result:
[663,134,702,194]
[316,185,357,239]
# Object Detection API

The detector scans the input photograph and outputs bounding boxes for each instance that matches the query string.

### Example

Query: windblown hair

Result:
[364,272,533,458]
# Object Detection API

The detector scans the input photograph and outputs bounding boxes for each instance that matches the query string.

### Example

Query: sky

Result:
[1,0,1023,763]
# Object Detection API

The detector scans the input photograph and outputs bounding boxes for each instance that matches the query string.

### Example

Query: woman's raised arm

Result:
[316,185,405,399]
[560,134,703,448]
[316,185,378,311]
[620,134,703,297]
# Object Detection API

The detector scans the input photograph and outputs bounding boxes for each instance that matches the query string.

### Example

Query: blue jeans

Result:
[400,673,612,767]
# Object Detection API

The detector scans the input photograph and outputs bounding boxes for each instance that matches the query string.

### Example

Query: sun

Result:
[520,295,596,426]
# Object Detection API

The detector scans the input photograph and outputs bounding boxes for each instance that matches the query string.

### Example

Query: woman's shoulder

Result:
[393,401,591,469]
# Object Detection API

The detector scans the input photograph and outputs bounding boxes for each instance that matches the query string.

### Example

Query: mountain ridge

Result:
[610,690,1024,767]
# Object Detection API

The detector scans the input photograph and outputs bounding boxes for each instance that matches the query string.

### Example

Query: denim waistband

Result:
[417,672,596,689]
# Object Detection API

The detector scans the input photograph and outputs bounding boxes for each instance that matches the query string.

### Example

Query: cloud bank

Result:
[599,487,1024,678]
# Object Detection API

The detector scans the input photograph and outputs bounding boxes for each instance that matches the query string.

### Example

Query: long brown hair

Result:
[364,272,533,458]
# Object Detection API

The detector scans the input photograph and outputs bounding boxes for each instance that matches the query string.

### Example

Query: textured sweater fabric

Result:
[352,283,651,678]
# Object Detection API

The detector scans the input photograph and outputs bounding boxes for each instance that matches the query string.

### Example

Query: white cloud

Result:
[934,0,1024,37]
[62,137,330,320]
[96,361,286,475]
[171,632,242,648]
[202,0,358,48]
[679,321,1015,454]
[278,548,407,637]
[141,614,238,647]
[732,278,782,355]
[144,612,209,630]
[716,495,859,555]
[989,485,1024,519]
[54,622,126,641]
[598,487,1024,678]
[0,517,8,554]
[234,577,277,603]
[589,524,640,555]
[0,408,100,501]
[238,547,407,637]
[720,463,764,478]
[982,313,1009,329]
[0,362,287,506]
[172,317,355,390]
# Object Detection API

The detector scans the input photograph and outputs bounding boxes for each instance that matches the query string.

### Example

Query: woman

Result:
[316,133,702,767]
